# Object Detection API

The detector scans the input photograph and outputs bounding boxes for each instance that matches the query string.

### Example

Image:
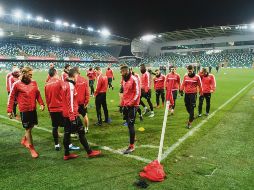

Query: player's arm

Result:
[44,86,50,111]
[177,74,181,90]
[7,83,17,115]
[197,75,203,95]
[127,78,140,106]
[94,77,102,96]
[84,81,90,107]
[35,82,45,111]
[211,75,216,92]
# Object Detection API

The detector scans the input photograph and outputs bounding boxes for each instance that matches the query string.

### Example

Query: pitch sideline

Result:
[160,80,254,162]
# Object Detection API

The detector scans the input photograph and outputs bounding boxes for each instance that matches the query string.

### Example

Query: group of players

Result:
[6,62,216,159]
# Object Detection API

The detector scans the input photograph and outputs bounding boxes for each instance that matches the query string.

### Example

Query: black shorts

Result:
[20,110,38,129]
[89,80,94,87]
[78,105,88,117]
[141,89,151,99]
[50,112,64,127]
[63,116,83,133]
[108,78,113,84]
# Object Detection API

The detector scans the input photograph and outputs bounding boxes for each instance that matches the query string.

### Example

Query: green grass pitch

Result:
[0,67,254,189]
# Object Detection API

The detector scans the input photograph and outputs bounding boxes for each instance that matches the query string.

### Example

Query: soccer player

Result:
[165,66,181,115]
[45,63,55,82]
[180,65,203,129]
[7,66,45,158]
[120,65,140,154]
[140,64,154,117]
[198,68,216,117]
[45,68,80,151]
[87,67,96,96]
[62,68,101,160]
[6,64,17,95]
[61,64,70,82]
[106,67,114,90]
[7,68,20,119]
[153,69,165,108]
[94,66,110,126]
[73,67,90,133]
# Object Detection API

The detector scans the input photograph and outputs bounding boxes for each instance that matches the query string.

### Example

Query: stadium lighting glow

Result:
[87,27,94,32]
[141,34,156,41]
[250,23,254,29]
[97,30,101,33]
[44,19,50,23]
[26,14,32,20]
[63,22,69,27]
[101,28,111,36]
[36,16,43,22]
[71,23,76,28]
[0,6,4,16]
[13,10,23,19]
[55,20,62,25]
[158,34,162,37]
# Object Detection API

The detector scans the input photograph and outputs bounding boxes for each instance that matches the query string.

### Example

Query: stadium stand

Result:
[140,51,254,68]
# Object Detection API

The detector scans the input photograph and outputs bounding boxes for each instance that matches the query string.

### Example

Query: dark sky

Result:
[2,0,254,39]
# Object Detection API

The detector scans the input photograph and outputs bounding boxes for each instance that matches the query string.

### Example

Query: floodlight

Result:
[51,36,60,43]
[158,34,162,37]
[13,9,23,19]
[71,23,76,28]
[36,16,43,22]
[26,14,32,20]
[44,19,50,23]
[55,20,62,25]
[63,22,69,27]
[101,28,111,36]
[141,34,156,41]
[87,27,94,32]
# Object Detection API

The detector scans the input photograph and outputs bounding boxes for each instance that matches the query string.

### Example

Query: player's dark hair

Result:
[68,68,78,78]
[48,68,56,77]
[64,64,70,69]
[187,65,193,70]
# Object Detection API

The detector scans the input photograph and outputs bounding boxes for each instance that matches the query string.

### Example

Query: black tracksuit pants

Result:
[155,89,165,106]
[184,93,197,123]
[95,93,109,124]
[123,107,137,145]
[198,93,211,114]
[63,116,92,156]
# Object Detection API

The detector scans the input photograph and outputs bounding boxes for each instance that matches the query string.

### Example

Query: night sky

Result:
[2,0,254,39]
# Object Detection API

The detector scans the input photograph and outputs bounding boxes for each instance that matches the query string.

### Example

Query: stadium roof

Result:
[0,14,130,47]
[138,24,254,43]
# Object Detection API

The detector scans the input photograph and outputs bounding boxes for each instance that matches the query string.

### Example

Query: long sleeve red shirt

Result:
[94,74,108,96]
[106,69,114,79]
[44,77,64,112]
[87,70,96,80]
[165,73,181,91]
[153,74,165,90]
[121,75,140,107]
[180,74,203,94]
[76,75,90,106]
[201,74,216,93]
[7,80,44,113]
[62,80,79,121]
[141,71,151,92]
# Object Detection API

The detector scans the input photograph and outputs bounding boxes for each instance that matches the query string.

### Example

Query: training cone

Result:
[138,127,145,132]
[139,160,166,182]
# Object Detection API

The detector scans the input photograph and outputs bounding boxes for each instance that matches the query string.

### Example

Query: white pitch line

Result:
[0,115,151,163]
[160,80,254,162]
